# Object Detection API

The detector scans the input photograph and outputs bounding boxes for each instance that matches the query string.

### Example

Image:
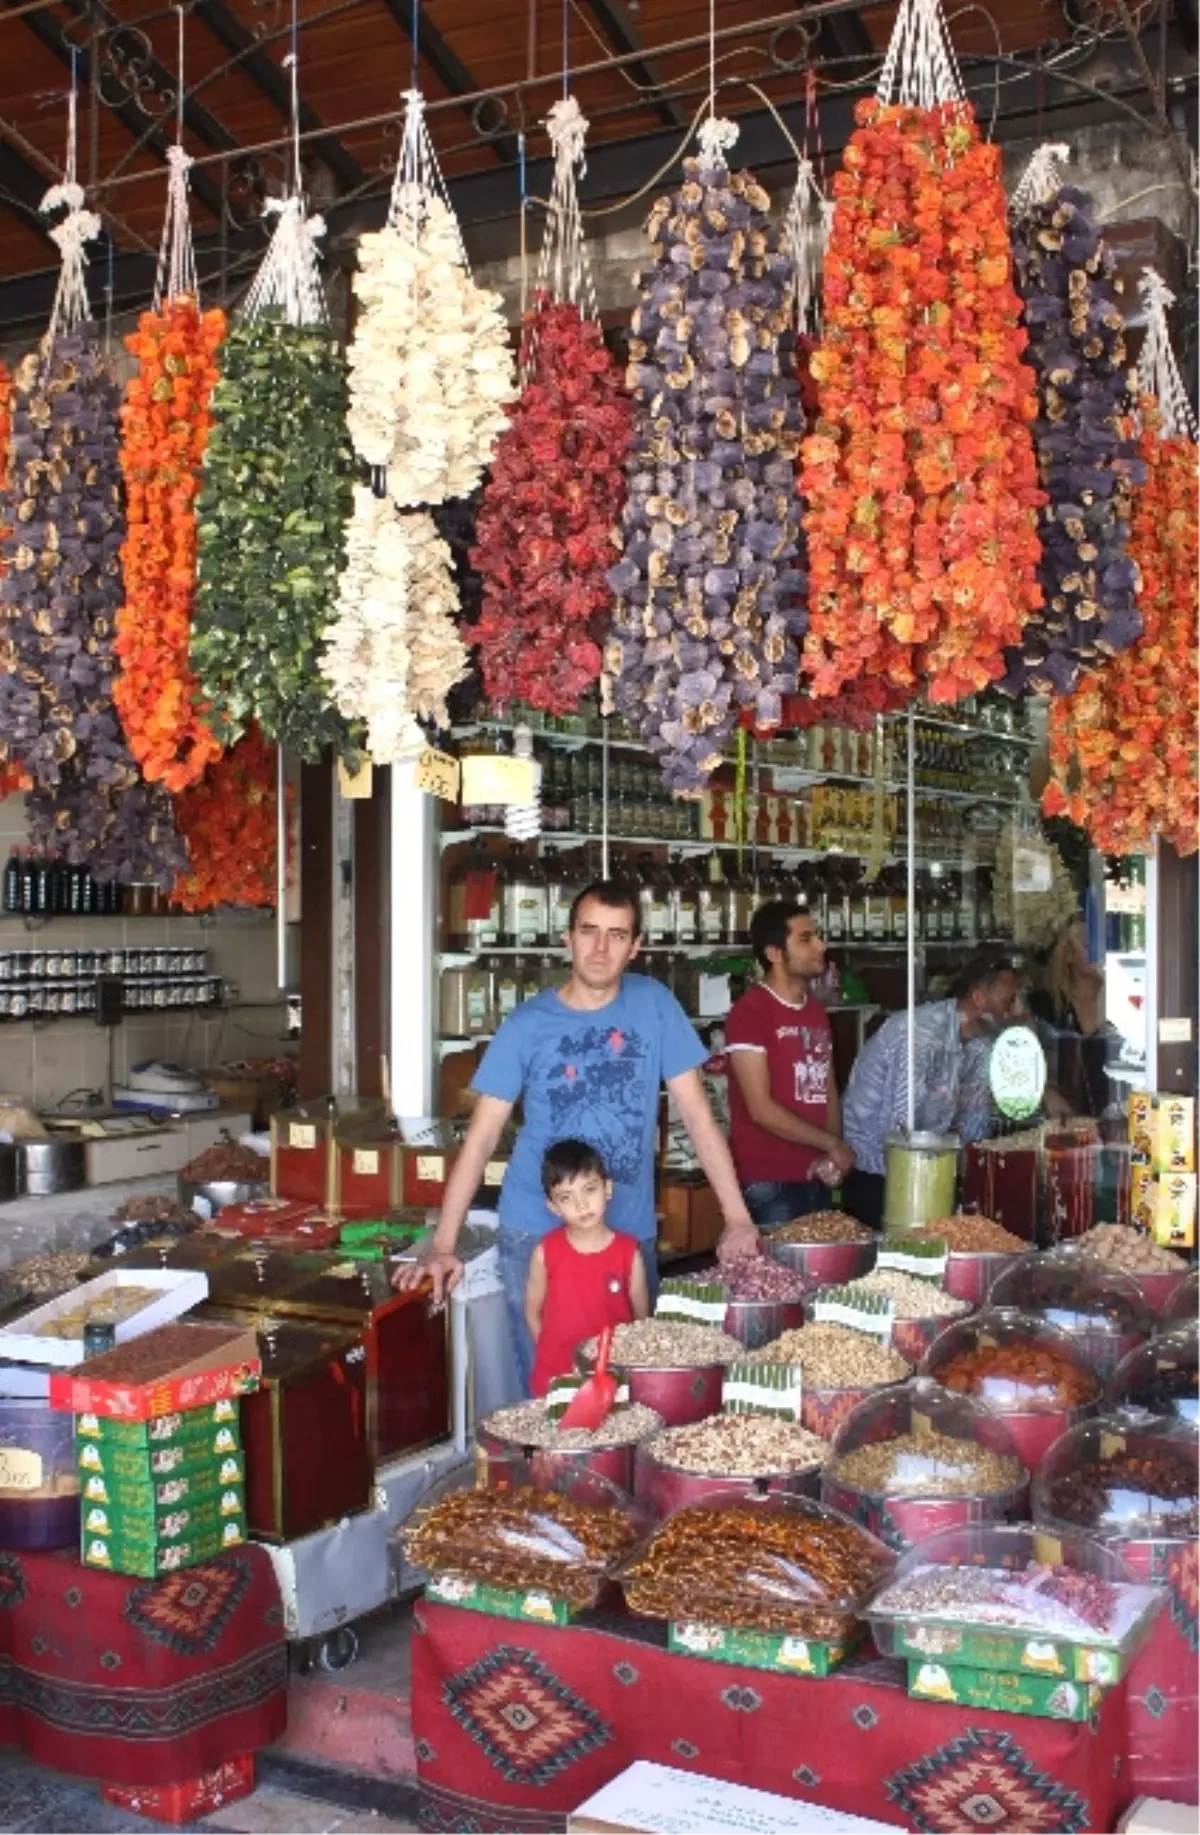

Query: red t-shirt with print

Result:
[725,983,833,1183]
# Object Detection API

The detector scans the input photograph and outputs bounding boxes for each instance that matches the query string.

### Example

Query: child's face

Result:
[547,1171,612,1233]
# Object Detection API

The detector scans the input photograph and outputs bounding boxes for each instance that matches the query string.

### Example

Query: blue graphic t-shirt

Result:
[472,975,706,1241]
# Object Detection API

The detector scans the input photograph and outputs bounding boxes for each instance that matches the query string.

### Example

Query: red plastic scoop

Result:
[559,1325,617,1431]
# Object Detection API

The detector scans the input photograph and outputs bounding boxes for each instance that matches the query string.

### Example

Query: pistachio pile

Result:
[582,1321,742,1368]
[645,1415,828,1478]
[841,1269,970,1320]
[481,1400,662,1451]
[749,1324,911,1390]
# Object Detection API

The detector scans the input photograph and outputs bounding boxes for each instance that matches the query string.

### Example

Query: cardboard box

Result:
[425,1571,582,1625]
[888,1620,1135,1685]
[80,1486,245,1545]
[75,1400,240,1451]
[907,1659,1104,1721]
[1130,1166,1197,1248]
[78,1452,245,1510]
[82,1516,246,1576]
[669,1621,859,1676]
[101,1754,255,1825]
[50,1326,261,1421]
[1129,1091,1196,1173]
[658,1178,724,1255]
[567,1761,904,1834]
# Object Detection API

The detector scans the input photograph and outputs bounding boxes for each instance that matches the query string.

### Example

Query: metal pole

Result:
[601,719,610,879]
[906,704,916,1136]
[276,745,288,989]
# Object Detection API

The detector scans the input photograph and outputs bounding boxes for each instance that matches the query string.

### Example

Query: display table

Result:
[412,1599,1128,1834]
[0,1546,288,1786]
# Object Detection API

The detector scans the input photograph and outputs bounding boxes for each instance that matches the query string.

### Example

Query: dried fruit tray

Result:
[0,1270,209,1368]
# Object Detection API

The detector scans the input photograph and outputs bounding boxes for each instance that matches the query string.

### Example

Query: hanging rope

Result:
[1138,268,1199,441]
[40,76,101,352]
[152,146,199,309]
[782,156,831,337]
[1010,141,1071,219]
[242,14,328,326]
[388,88,470,270]
[531,95,596,331]
[696,113,738,168]
[875,0,964,111]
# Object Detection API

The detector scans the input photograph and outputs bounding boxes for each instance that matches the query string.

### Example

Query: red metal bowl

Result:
[634,1446,822,1520]
[1129,1267,1192,1318]
[1000,1403,1097,1475]
[723,1297,806,1352]
[943,1251,1025,1308]
[574,1348,727,1428]
[769,1238,877,1292]
[476,1426,635,1493]
[888,1316,965,1369]
[820,1481,1029,1554]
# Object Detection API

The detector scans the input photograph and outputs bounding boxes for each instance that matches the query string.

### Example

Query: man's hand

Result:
[716,1218,761,1265]
[393,1247,463,1304]
[825,1137,855,1178]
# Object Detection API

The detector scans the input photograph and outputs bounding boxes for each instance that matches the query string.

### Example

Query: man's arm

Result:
[392,1093,514,1300]
[667,1066,758,1260]
[728,1051,853,1172]
[629,1248,651,1321]
[825,1079,854,1175]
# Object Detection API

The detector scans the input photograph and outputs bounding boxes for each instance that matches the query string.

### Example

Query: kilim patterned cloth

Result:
[0,1548,287,1786]
[1120,1538,1198,1804]
[412,1600,1130,1833]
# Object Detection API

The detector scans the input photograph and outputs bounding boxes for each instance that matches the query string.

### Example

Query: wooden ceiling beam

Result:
[375,0,517,163]
[0,136,58,245]
[192,0,367,194]
[581,1,686,130]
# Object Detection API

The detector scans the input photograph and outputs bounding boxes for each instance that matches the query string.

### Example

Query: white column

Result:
[388,762,436,1120]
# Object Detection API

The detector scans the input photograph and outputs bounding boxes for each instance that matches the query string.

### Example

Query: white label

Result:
[675,901,698,942]
[1159,1018,1193,1044]
[722,1363,802,1422]
[352,1149,380,1176]
[495,979,519,1020]
[877,1244,948,1282]
[289,1122,317,1150]
[812,1296,895,1343]
[413,748,460,802]
[0,1447,44,1492]
[647,900,668,942]
[483,1160,507,1186]
[700,905,723,942]
[415,1155,445,1182]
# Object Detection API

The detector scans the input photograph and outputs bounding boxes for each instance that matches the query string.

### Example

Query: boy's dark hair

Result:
[749,899,807,972]
[541,1138,608,1194]
[567,879,641,939]
[952,956,1017,1000]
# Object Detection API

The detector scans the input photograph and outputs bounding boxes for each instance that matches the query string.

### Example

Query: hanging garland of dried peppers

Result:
[170,725,280,911]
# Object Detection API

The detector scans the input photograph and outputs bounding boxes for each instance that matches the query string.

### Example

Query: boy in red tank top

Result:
[525,1140,651,1397]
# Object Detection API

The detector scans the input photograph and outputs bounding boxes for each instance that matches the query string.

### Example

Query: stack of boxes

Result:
[76,1400,248,1576]
[1129,1092,1196,1249]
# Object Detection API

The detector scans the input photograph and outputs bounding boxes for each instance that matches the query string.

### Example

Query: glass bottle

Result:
[671,855,700,945]
[3,850,21,915]
[847,868,868,943]
[501,847,548,948]
[493,955,522,1025]
[699,853,726,945]
[824,865,847,945]
[637,856,672,947]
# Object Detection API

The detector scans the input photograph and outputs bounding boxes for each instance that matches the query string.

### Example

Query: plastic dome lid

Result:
[1159,1268,1198,1330]
[825,1377,1027,1502]
[920,1308,1102,1414]
[1033,1411,1199,1542]
[990,1251,1151,1338]
[1107,1326,1198,1429]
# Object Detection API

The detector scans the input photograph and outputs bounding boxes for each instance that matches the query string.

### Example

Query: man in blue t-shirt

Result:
[395,880,759,1391]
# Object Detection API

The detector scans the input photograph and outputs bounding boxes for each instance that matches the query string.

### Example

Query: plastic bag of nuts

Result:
[620,1492,894,1639]
[403,1458,646,1611]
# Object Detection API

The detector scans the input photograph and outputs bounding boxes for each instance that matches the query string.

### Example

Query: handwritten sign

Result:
[337,758,374,800]
[415,747,461,803]
[288,1122,317,1150]
[352,1149,380,1176]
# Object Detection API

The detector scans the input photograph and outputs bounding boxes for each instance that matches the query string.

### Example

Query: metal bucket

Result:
[722,1296,805,1352]
[476,1425,635,1493]
[634,1445,821,1520]
[943,1250,1025,1308]
[1130,1267,1192,1318]
[769,1238,876,1292]
[19,1138,85,1197]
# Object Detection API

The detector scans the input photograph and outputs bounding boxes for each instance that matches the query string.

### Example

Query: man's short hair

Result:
[952,955,1017,1000]
[567,880,641,939]
[749,899,807,972]
[541,1138,609,1194]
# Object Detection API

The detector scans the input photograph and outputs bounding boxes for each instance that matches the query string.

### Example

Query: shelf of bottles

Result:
[436,697,1039,1050]
[2,848,185,922]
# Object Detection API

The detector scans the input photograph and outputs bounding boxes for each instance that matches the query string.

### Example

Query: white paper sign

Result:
[812,1294,895,1344]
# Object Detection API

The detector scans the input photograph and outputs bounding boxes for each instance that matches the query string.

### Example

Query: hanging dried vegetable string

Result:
[323,88,505,759]
[191,43,355,763]
[114,139,225,790]
[170,725,281,911]
[799,0,1043,705]
[1002,149,1143,695]
[0,360,27,801]
[0,92,185,885]
[472,96,632,715]
[1043,272,1198,856]
[604,116,807,795]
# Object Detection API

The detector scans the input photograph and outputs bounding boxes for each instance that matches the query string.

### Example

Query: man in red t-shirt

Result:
[725,900,855,1229]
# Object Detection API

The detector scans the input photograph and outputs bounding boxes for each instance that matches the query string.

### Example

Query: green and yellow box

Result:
[75,1427,240,1484]
[669,1621,860,1676]
[907,1659,1105,1721]
[78,1453,245,1513]
[74,1400,241,1448]
[889,1622,1134,1687]
[82,1514,246,1577]
[80,1485,245,1549]
[425,1572,582,1625]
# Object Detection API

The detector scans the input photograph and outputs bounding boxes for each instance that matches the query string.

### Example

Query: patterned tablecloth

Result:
[0,1546,288,1786]
[412,1600,1130,1834]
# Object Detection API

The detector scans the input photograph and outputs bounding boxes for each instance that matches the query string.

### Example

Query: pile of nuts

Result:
[622,1501,890,1637]
[645,1415,828,1478]
[829,1431,1025,1498]
[180,1142,268,1183]
[1075,1224,1188,1275]
[872,1562,1127,1636]
[911,1216,1027,1254]
[582,1320,742,1368]
[698,1260,807,1302]
[936,1341,1097,1410]
[8,1251,93,1298]
[481,1400,663,1451]
[406,1484,639,1608]
[771,1213,873,1245]
[1040,1449,1198,1536]
[840,1269,970,1320]
[749,1325,912,1390]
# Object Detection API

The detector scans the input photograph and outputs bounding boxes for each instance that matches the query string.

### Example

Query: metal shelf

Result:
[439,826,988,868]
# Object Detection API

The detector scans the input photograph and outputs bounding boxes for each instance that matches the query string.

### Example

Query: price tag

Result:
[722,1362,802,1421]
[415,1155,445,1183]
[415,747,461,803]
[352,1149,380,1176]
[877,1238,948,1283]
[483,1160,507,1187]
[911,1410,934,1440]
[0,1447,43,1492]
[289,1122,317,1150]
[812,1288,895,1344]
[337,758,374,800]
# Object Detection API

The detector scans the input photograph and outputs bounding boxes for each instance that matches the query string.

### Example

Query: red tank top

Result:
[530,1227,638,1398]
